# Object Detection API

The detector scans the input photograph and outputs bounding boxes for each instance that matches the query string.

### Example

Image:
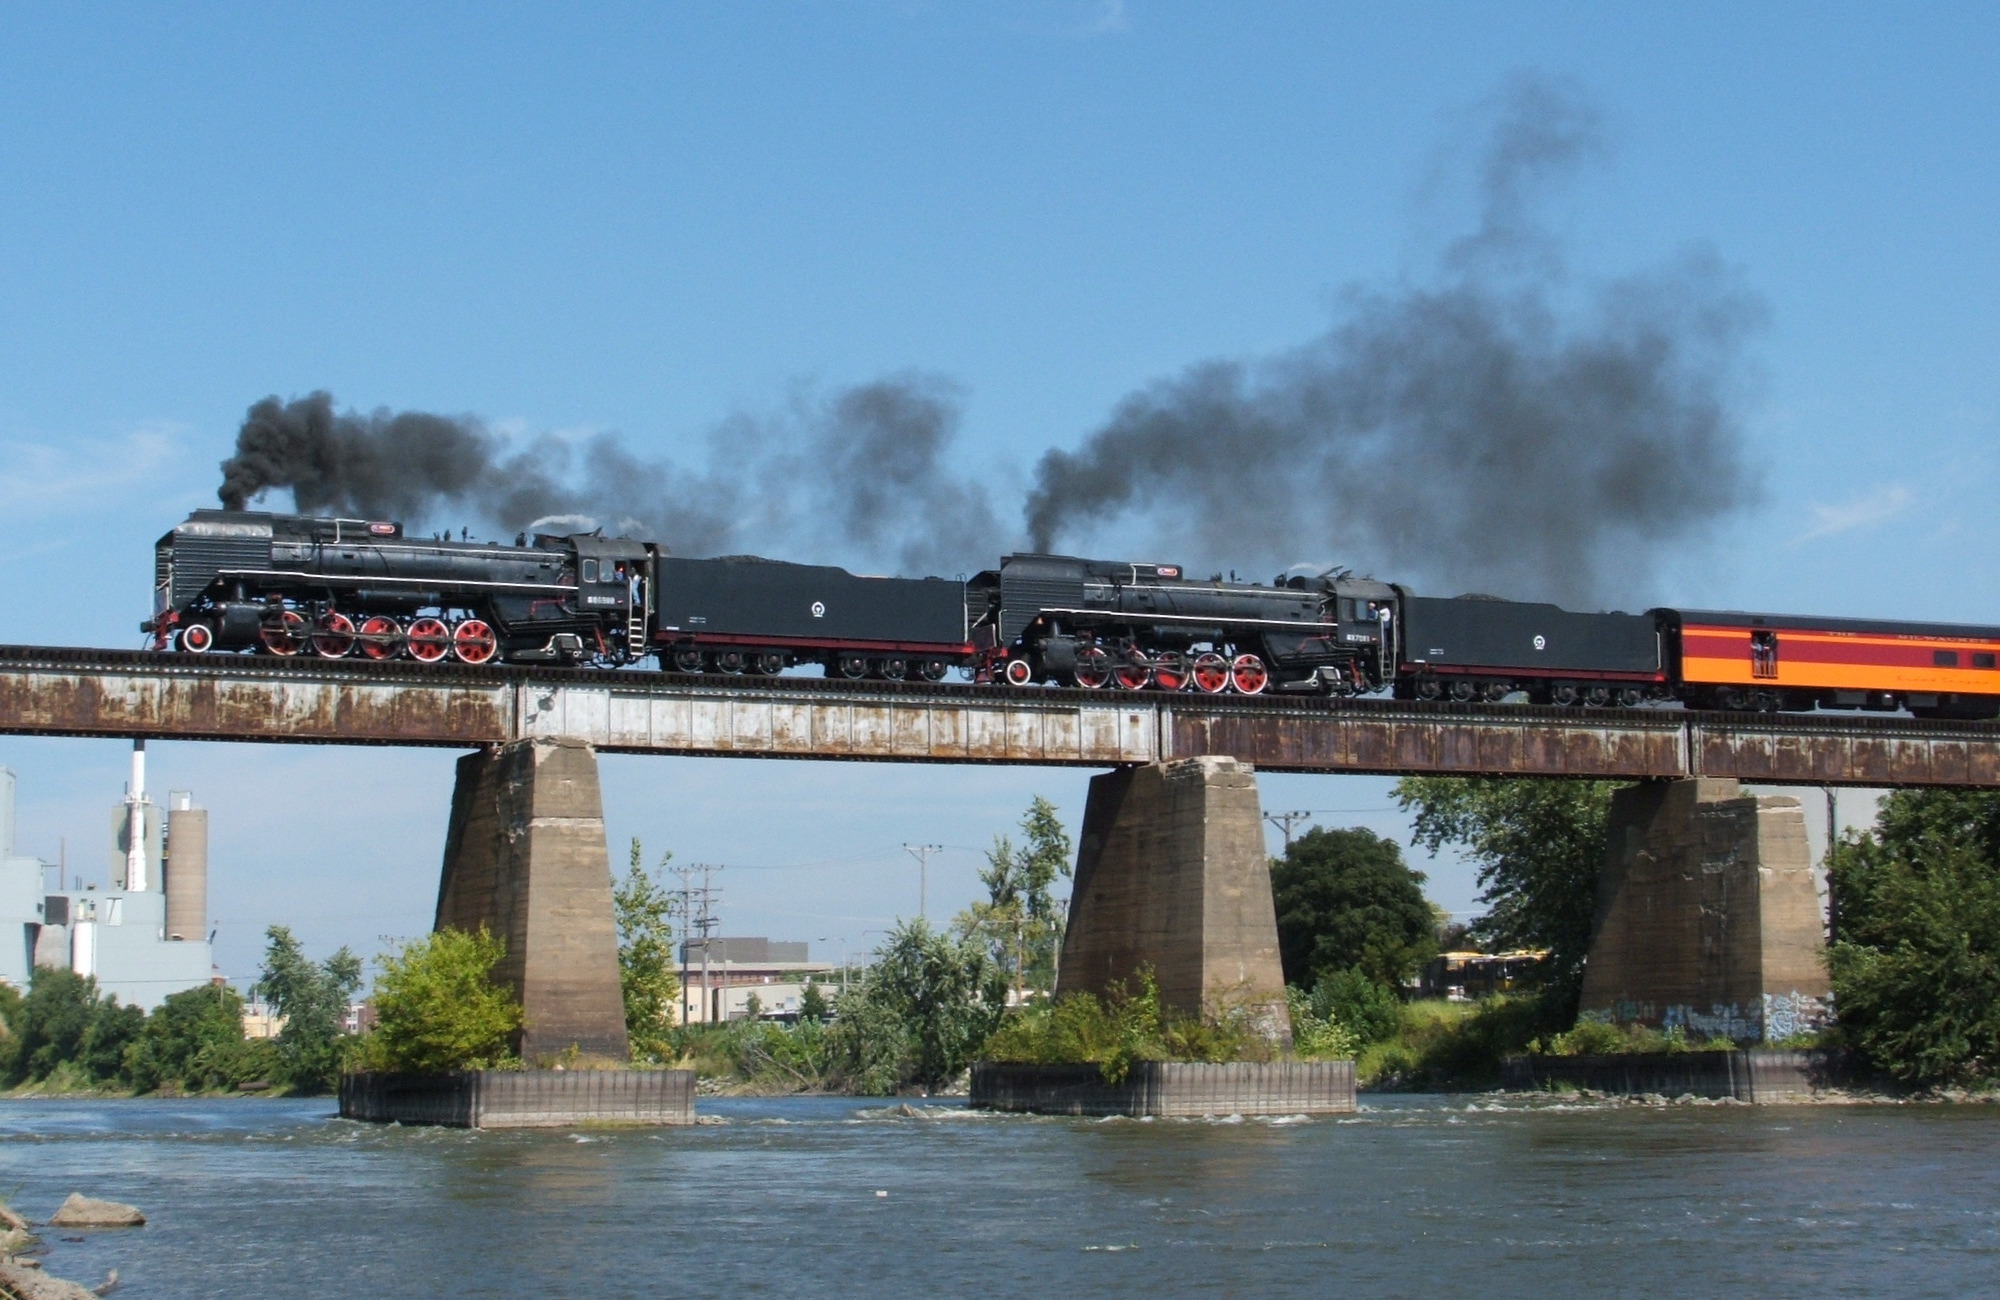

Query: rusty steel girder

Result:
[1,646,1997,785]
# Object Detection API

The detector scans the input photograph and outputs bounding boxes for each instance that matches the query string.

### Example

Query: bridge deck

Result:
[1,646,1995,786]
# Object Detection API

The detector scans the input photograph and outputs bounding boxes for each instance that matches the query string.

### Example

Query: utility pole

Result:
[675,863,722,1024]
[1823,787,1839,945]
[903,843,943,922]
[1263,809,1314,851]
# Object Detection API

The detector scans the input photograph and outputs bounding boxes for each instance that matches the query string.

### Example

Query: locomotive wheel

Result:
[1230,653,1268,696]
[754,651,786,676]
[259,610,308,657]
[1152,652,1189,692]
[1617,686,1645,708]
[1415,678,1443,702]
[1003,658,1035,686]
[1073,645,1112,689]
[1482,680,1513,703]
[876,656,909,680]
[673,647,705,673]
[1548,683,1579,707]
[714,649,747,675]
[1191,652,1230,694]
[177,621,216,653]
[312,612,358,659]
[837,653,870,679]
[406,617,451,663]
[1584,685,1612,708]
[917,657,950,682]
[452,619,498,665]
[357,615,401,660]
[1449,679,1476,703]
[1113,653,1151,691]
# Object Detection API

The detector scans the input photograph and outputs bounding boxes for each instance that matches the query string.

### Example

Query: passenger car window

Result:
[1934,650,1960,667]
[1976,652,1997,669]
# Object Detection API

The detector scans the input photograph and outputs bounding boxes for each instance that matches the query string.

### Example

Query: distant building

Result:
[1418,950,1549,1001]
[0,749,217,1011]
[677,936,837,1023]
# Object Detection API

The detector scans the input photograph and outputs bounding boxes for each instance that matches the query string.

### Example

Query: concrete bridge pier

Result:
[1579,778,1831,1042]
[435,738,630,1063]
[1056,756,1292,1046]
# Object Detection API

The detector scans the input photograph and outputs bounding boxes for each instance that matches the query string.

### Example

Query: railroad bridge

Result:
[6,645,1993,1055]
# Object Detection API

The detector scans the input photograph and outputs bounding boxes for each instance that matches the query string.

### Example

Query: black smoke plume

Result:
[216,375,998,576]
[1022,74,1763,605]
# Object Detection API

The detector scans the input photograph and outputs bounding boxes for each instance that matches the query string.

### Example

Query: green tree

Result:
[1395,777,1620,1006]
[1269,826,1437,988]
[956,796,1073,1000]
[1828,788,2000,1087]
[124,983,260,1092]
[2,967,113,1085]
[831,919,1006,1092]
[797,979,831,1024]
[355,927,523,1073]
[614,838,682,1062]
[258,926,364,1093]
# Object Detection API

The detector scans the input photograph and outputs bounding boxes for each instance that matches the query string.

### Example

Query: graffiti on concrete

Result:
[1760,990,1829,1041]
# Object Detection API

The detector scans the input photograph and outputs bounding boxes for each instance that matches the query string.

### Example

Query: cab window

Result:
[582,559,598,583]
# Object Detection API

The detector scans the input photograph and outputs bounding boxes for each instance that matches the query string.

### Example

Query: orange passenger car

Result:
[1660,609,2000,718]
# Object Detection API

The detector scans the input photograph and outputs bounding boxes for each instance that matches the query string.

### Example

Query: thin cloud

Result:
[0,425,180,515]
[1792,483,1913,545]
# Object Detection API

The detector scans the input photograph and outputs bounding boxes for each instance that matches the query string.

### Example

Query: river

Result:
[2,1094,1996,1297]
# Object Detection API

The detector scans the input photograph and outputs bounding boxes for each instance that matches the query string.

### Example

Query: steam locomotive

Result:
[146,508,2000,718]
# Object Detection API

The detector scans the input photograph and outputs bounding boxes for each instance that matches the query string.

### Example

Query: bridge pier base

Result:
[1056,757,1291,1045]
[436,739,630,1063]
[1579,778,1830,1043]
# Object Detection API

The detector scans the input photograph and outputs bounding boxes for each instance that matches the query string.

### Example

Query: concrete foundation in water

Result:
[970,1060,1356,1117]
[1056,757,1291,1044]
[1578,778,1831,1042]
[1502,1049,1852,1102]
[340,1069,694,1127]
[436,739,630,1063]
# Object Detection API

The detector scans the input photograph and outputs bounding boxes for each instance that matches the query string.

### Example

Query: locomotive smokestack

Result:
[1022,72,1763,607]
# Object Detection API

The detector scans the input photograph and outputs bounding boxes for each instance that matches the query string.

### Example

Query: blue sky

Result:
[3,3,1996,980]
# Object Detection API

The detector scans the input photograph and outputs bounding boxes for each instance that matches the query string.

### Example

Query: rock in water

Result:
[0,1260,102,1300]
[0,1225,39,1255]
[0,1203,28,1232]
[46,1195,145,1229]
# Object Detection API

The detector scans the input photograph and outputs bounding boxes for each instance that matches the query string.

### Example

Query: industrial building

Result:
[0,744,216,1010]
[677,936,837,1023]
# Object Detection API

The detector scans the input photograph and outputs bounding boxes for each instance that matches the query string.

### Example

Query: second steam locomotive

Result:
[145,508,2000,719]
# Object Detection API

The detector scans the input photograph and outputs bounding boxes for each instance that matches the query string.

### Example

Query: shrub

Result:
[824,919,1005,1092]
[353,927,523,1073]
[981,971,1258,1082]
[1302,967,1402,1047]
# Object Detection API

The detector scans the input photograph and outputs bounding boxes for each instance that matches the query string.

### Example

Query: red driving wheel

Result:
[406,617,451,663]
[1230,653,1269,695]
[357,615,401,660]
[259,610,308,656]
[1192,652,1230,694]
[452,619,498,664]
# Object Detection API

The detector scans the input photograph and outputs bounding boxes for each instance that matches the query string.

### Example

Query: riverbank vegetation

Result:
[0,927,364,1097]
[1826,788,2000,1088]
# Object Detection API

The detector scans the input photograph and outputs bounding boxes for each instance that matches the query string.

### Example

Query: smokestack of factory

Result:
[165,790,207,943]
[125,740,148,892]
